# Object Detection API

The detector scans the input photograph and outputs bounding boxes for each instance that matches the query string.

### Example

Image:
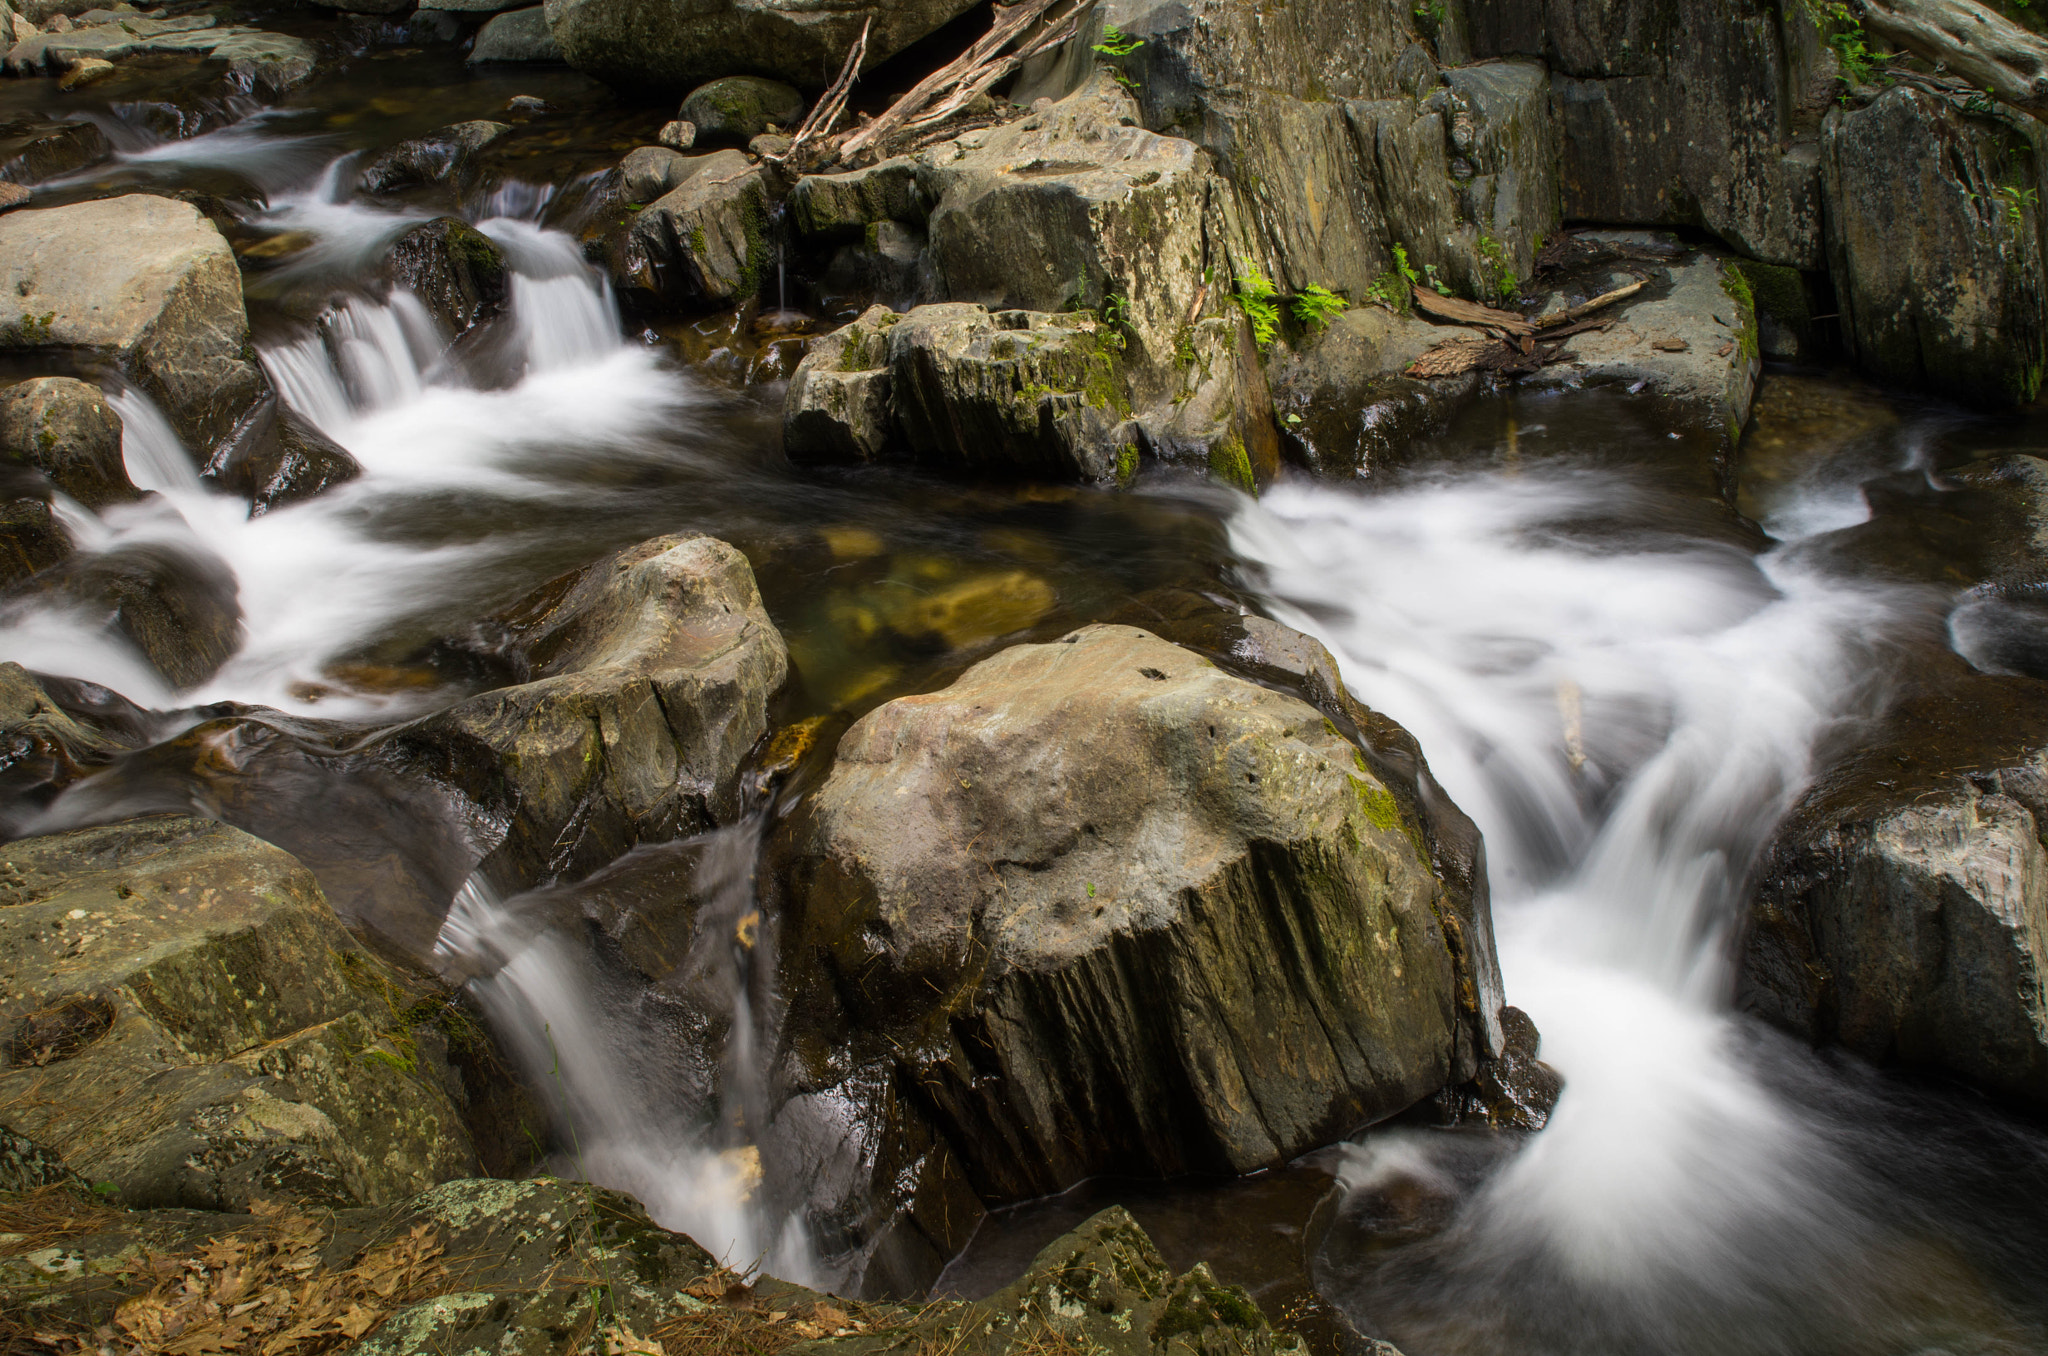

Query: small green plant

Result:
[1804,0,1882,85]
[1092,23,1145,56]
[1999,183,2039,224]
[1475,233,1520,303]
[1290,283,1350,333]
[1231,267,1282,349]
[1422,261,1445,293]
[1098,291,1132,351]
[1366,242,1420,311]
[1412,0,1447,21]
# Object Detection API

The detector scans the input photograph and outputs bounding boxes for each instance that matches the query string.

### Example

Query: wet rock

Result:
[1823,84,2046,407]
[0,112,109,184]
[1526,232,1762,443]
[775,623,1503,1202]
[204,395,363,516]
[1426,1004,1563,1130]
[617,144,695,203]
[409,533,788,886]
[1471,0,1822,268]
[407,8,467,43]
[788,156,925,240]
[788,302,1137,482]
[0,490,68,586]
[657,117,695,150]
[360,120,510,195]
[0,194,265,456]
[55,52,109,86]
[820,219,925,302]
[543,0,978,95]
[916,73,1215,404]
[434,0,527,11]
[0,815,479,1209]
[388,215,507,337]
[505,94,550,115]
[621,148,773,306]
[783,302,898,462]
[0,376,140,511]
[467,5,560,63]
[40,541,242,690]
[1266,305,1478,480]
[679,74,804,144]
[0,663,152,828]
[1136,314,1280,488]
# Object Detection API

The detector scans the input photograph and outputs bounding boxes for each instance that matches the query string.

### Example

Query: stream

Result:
[6,30,2048,1356]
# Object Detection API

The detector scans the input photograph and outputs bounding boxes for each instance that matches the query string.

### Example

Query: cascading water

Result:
[1229,463,2048,1354]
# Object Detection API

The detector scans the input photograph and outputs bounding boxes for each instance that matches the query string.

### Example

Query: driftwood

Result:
[1411,285,1536,335]
[785,17,869,161]
[1535,280,1645,328]
[1406,320,1614,379]
[834,0,1096,164]
[1861,0,2048,110]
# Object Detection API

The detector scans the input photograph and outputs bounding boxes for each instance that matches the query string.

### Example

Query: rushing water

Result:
[7,37,2048,1351]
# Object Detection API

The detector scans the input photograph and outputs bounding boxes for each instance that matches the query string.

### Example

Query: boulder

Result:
[37,540,242,690]
[467,6,561,63]
[820,220,925,302]
[782,302,898,462]
[406,533,788,887]
[0,182,26,212]
[774,623,1503,1204]
[203,395,363,516]
[0,815,479,1209]
[788,156,925,240]
[0,488,68,586]
[1470,0,1823,269]
[1823,84,2046,407]
[617,145,696,203]
[388,216,507,337]
[1135,314,1281,488]
[0,376,141,511]
[0,663,153,833]
[678,74,804,142]
[541,0,980,95]
[621,149,773,306]
[0,195,265,454]
[359,120,510,195]
[0,113,109,181]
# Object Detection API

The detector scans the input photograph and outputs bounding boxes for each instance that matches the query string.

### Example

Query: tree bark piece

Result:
[1411,286,1536,335]
[1863,0,2048,111]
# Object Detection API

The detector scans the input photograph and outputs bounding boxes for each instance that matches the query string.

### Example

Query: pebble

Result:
[506,94,550,115]
[658,118,695,151]
[0,183,29,214]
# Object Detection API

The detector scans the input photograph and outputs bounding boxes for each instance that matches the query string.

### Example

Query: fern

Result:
[1093,23,1145,56]
[1231,268,1281,349]
[1290,284,1349,333]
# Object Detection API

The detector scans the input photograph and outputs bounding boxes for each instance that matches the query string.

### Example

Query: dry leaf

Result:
[1651,336,1689,352]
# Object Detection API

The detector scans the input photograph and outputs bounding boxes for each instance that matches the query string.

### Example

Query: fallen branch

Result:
[1862,0,2048,111]
[786,17,869,160]
[1411,285,1535,335]
[836,0,1095,163]
[1535,280,1645,329]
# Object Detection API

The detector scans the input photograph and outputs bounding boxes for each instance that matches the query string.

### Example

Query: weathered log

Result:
[1535,279,1646,328]
[1862,0,2048,110]
[1411,285,1536,335]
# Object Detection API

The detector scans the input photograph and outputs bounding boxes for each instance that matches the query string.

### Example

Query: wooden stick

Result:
[787,17,869,157]
[1534,279,1645,329]
[1412,285,1536,335]
[1861,0,2048,111]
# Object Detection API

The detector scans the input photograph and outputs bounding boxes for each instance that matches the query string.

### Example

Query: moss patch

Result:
[1207,434,1254,492]
[1718,263,1760,362]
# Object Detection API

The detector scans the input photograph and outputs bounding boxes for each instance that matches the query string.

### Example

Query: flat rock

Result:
[0,194,264,454]
[0,815,479,1209]
[5,15,316,92]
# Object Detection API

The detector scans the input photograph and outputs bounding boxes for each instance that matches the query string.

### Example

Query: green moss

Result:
[1115,440,1140,486]
[1207,434,1254,492]
[1718,264,1759,363]
[1150,1270,1264,1342]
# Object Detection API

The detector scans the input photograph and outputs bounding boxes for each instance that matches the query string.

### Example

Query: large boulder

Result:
[3,14,316,92]
[406,533,788,888]
[679,74,805,142]
[0,195,265,455]
[0,377,139,512]
[1822,84,2046,407]
[622,148,774,306]
[774,623,1504,1207]
[0,816,479,1210]
[540,0,980,95]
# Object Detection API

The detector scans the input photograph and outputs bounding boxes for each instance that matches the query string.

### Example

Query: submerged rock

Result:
[204,395,363,516]
[0,194,266,455]
[359,120,510,196]
[388,216,508,337]
[0,663,153,829]
[0,815,479,1210]
[1823,84,2046,407]
[542,0,979,95]
[775,623,1503,1206]
[0,376,140,512]
[410,533,788,886]
[678,74,804,143]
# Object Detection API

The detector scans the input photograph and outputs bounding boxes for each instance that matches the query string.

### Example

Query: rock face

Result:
[679,74,805,142]
[541,0,980,95]
[622,149,773,306]
[0,377,139,511]
[0,663,154,832]
[409,534,788,887]
[359,121,510,195]
[388,216,507,337]
[204,396,363,516]
[0,195,265,455]
[776,623,1502,1205]
[467,6,560,63]
[1822,84,2046,407]
[0,816,479,1210]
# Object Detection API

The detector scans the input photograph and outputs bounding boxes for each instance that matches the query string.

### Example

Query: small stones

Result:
[657,118,696,150]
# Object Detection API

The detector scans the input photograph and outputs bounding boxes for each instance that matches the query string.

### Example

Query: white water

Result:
[434,825,821,1283]
[1230,468,1936,1349]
